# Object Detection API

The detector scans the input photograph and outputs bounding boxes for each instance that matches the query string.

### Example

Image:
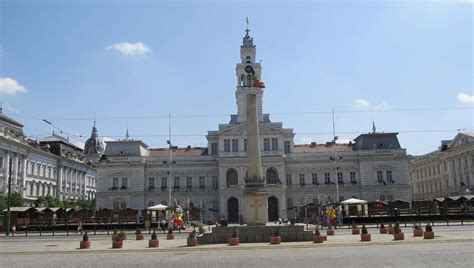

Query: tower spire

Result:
[372,121,377,134]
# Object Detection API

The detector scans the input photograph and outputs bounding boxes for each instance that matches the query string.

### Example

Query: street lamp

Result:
[330,155,343,202]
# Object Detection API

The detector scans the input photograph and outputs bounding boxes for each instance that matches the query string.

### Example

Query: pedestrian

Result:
[11,225,16,236]
[77,220,83,234]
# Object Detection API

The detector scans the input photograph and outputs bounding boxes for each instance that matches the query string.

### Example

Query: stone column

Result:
[4,154,10,194]
[21,158,27,197]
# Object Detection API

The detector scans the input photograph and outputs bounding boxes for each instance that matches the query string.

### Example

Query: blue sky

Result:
[1,0,472,155]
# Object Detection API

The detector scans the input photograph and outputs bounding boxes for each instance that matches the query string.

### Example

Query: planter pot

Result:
[166,234,175,240]
[112,240,123,248]
[387,228,394,235]
[393,232,404,240]
[79,241,90,249]
[313,235,324,243]
[361,233,371,241]
[136,234,145,240]
[149,239,159,248]
[228,237,240,246]
[424,231,434,239]
[326,229,335,236]
[380,228,387,234]
[352,228,360,235]
[413,229,424,237]
[187,238,198,247]
[271,236,281,245]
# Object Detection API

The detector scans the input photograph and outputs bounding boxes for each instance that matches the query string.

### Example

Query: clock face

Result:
[245,65,254,74]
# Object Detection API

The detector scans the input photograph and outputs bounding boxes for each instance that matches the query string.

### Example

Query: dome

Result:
[84,123,105,155]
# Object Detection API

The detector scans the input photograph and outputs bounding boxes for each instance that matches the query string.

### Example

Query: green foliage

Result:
[135,229,141,235]
[113,229,117,235]
[413,224,421,230]
[380,223,385,229]
[273,228,280,237]
[232,226,238,238]
[168,228,173,234]
[35,196,64,208]
[0,197,6,212]
[188,230,197,239]
[393,222,401,234]
[151,229,157,240]
[10,192,25,207]
[425,224,432,232]
[315,227,320,236]
[351,221,357,229]
[83,232,89,241]
[362,224,368,234]
[76,198,95,211]
[115,230,126,241]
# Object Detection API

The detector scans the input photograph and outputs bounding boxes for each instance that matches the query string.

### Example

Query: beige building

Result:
[95,29,411,222]
[409,132,474,200]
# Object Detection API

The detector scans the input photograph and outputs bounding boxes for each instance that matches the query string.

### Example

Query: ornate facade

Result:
[95,29,410,221]
[0,112,97,204]
[409,132,474,200]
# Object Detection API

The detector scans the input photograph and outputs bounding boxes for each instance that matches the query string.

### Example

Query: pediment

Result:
[449,133,474,148]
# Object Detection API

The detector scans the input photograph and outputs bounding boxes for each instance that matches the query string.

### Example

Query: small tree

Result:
[351,221,357,229]
[361,224,368,234]
[188,230,197,239]
[168,228,173,234]
[425,223,432,232]
[10,192,25,207]
[273,228,280,237]
[83,232,89,241]
[232,226,238,238]
[151,229,157,240]
[414,224,421,230]
[135,229,141,235]
[315,227,321,236]
[393,222,401,234]
[380,223,385,229]
[115,230,126,241]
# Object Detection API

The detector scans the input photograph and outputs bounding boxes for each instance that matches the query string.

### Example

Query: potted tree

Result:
[424,224,434,239]
[228,226,240,246]
[379,223,387,234]
[111,229,117,241]
[270,228,281,245]
[413,224,423,237]
[360,224,371,241]
[387,223,394,235]
[313,227,324,243]
[351,222,360,235]
[166,228,175,240]
[393,222,404,240]
[326,225,335,236]
[113,230,126,248]
[135,229,145,240]
[187,230,198,247]
[149,229,159,248]
[80,232,91,249]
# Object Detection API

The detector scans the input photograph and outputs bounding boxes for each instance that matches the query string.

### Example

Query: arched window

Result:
[121,202,127,209]
[226,168,238,186]
[113,202,119,211]
[246,74,252,87]
[240,74,245,86]
[266,167,278,184]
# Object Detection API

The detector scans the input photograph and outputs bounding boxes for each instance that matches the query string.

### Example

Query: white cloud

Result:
[336,138,353,144]
[106,42,151,55]
[74,141,85,150]
[457,92,474,104]
[354,99,369,108]
[374,101,389,111]
[0,77,27,95]
[2,102,21,114]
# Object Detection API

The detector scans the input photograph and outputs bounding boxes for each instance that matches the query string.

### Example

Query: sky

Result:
[0,0,472,155]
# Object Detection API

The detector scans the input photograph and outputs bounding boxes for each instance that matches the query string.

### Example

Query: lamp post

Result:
[5,159,13,236]
[330,155,342,203]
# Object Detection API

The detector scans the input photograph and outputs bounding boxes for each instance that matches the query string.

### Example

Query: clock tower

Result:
[235,28,264,123]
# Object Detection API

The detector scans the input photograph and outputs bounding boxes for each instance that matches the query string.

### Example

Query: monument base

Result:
[243,194,268,225]
[197,225,314,244]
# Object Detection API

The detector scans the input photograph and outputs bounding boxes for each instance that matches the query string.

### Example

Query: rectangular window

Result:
[212,176,218,190]
[149,177,155,188]
[113,177,118,188]
[121,177,128,188]
[337,172,343,184]
[271,138,278,151]
[386,170,393,182]
[199,176,205,189]
[311,173,318,185]
[284,141,291,154]
[350,172,356,183]
[224,139,230,152]
[161,177,168,188]
[286,174,292,186]
[232,139,239,152]
[211,143,218,155]
[377,170,383,182]
[324,173,331,184]
[244,139,247,152]
[263,138,270,151]
[174,176,180,188]
[0,156,3,169]
[299,173,305,185]
[186,176,192,189]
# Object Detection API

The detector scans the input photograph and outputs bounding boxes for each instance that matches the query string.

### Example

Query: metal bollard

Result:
[39,226,42,236]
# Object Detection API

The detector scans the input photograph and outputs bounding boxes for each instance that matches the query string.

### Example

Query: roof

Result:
[40,134,82,150]
[341,198,367,204]
[0,113,24,128]
[293,143,353,153]
[353,132,401,150]
[3,207,36,212]
[149,147,208,157]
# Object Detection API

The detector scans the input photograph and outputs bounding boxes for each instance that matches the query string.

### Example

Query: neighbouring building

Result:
[95,28,410,221]
[0,112,99,205]
[409,132,474,200]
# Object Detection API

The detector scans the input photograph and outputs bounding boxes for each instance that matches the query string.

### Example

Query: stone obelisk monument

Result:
[243,92,268,225]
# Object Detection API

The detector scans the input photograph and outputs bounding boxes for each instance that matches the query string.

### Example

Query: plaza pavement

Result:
[0,223,472,254]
